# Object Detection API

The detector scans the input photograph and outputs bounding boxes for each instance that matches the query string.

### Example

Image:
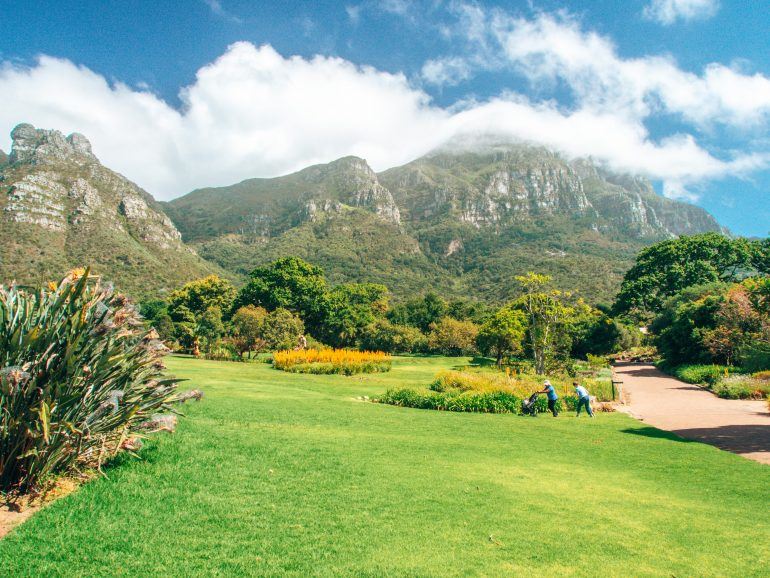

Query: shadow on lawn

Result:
[623,424,770,455]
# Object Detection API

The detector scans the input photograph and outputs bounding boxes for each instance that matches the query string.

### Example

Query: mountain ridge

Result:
[0,122,726,304]
[0,123,219,297]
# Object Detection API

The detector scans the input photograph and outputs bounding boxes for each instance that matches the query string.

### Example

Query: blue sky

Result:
[0,0,768,236]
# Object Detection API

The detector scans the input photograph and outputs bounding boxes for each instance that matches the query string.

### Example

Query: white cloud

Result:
[421,57,472,86]
[346,5,362,25]
[643,0,719,25]
[0,33,766,202]
[203,0,243,24]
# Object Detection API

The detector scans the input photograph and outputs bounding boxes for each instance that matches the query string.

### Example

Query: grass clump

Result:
[273,348,391,375]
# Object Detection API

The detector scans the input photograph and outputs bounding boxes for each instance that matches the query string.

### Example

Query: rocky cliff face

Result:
[378,145,722,239]
[0,123,216,296]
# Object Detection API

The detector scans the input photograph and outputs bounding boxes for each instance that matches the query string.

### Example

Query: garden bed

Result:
[376,368,616,414]
[272,348,392,375]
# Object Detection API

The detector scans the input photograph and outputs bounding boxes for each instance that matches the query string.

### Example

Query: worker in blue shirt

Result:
[539,380,559,417]
[573,381,594,417]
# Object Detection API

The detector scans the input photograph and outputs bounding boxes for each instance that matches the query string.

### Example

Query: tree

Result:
[196,306,225,353]
[261,308,305,351]
[513,273,581,374]
[359,319,427,353]
[388,292,447,332]
[613,233,755,319]
[476,306,527,366]
[234,257,327,333]
[427,317,479,356]
[168,275,236,319]
[231,305,268,358]
[319,283,389,347]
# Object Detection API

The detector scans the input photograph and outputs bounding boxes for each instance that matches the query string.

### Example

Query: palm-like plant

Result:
[0,269,180,495]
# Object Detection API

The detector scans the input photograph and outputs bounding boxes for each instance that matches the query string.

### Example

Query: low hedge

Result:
[376,389,579,415]
[670,364,728,387]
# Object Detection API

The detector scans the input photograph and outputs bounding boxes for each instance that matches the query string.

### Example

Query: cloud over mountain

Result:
[0,8,767,201]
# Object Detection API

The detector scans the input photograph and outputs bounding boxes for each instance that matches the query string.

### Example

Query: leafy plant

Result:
[0,270,180,495]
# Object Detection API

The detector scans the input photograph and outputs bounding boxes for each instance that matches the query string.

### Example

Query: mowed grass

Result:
[1,356,768,577]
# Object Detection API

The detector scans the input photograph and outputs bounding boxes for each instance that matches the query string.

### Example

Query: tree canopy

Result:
[613,233,756,319]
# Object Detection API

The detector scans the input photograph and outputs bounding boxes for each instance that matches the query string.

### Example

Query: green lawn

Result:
[1,356,768,577]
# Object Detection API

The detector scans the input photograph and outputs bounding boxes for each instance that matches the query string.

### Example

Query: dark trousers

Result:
[576,397,593,417]
[547,399,559,417]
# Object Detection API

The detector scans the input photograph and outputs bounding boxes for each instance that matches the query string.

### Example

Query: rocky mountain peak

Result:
[8,123,96,166]
[2,123,183,247]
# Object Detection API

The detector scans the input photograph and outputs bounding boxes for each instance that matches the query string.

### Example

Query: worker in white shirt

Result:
[573,381,594,418]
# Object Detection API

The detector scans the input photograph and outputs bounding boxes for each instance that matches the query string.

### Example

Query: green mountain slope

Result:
[0,124,220,298]
[167,142,723,304]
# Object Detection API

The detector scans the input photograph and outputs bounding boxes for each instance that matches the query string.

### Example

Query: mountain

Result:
[0,123,218,298]
[167,142,723,304]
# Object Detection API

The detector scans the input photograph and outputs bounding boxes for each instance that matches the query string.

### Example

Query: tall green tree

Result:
[261,308,305,351]
[168,275,236,319]
[513,273,582,374]
[230,305,268,358]
[476,306,527,366]
[234,257,328,333]
[319,283,389,347]
[613,233,755,319]
[388,292,447,332]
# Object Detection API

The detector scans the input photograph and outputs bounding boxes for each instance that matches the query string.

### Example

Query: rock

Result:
[9,123,96,165]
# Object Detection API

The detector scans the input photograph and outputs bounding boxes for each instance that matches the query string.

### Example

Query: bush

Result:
[712,376,770,400]
[671,364,728,387]
[359,319,427,354]
[428,369,616,402]
[376,388,583,415]
[427,317,479,356]
[0,270,180,495]
[740,346,770,373]
[586,354,610,368]
[204,340,241,361]
[377,389,523,414]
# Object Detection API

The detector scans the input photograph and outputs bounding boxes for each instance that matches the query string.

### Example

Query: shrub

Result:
[427,317,479,356]
[359,319,427,354]
[429,369,616,402]
[586,354,610,368]
[204,340,241,362]
[712,376,770,400]
[376,388,584,415]
[672,364,728,387]
[273,348,391,375]
[377,389,523,414]
[0,270,180,495]
[740,345,770,373]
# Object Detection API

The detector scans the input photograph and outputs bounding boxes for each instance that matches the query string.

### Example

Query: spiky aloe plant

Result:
[0,269,180,495]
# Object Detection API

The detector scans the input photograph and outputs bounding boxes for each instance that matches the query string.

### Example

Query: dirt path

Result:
[613,363,770,464]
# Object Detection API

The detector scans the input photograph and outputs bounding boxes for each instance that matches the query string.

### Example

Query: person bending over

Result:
[540,380,559,417]
[573,381,594,418]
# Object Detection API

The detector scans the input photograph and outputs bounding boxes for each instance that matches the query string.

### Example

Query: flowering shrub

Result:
[0,270,181,495]
[272,348,391,375]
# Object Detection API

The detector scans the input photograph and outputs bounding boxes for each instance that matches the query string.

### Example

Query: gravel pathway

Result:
[613,362,770,465]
